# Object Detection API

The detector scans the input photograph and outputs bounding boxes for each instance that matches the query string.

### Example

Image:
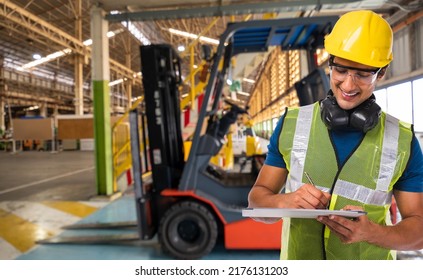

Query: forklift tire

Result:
[158,200,218,259]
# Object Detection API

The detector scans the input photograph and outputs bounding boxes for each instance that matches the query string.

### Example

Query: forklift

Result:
[133,16,338,259]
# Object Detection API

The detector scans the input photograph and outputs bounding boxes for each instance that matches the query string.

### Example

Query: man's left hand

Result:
[317,205,375,244]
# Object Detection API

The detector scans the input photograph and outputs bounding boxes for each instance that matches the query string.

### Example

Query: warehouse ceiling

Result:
[0,0,422,107]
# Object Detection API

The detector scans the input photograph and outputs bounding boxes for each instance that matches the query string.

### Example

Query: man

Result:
[247,10,423,260]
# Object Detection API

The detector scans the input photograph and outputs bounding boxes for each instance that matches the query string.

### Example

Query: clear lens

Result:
[329,64,380,85]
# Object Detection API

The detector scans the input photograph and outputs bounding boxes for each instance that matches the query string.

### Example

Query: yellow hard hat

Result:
[324,10,393,68]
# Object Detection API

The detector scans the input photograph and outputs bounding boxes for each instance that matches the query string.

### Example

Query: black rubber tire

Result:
[158,200,218,259]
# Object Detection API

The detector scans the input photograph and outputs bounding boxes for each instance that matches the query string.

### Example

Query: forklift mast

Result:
[140,45,185,192]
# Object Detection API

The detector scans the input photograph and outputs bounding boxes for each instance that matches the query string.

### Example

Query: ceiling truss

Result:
[0,0,421,114]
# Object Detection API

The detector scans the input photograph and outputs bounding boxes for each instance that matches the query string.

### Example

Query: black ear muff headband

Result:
[320,91,381,133]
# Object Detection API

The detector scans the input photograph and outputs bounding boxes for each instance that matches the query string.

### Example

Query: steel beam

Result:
[0,0,137,80]
[106,0,360,21]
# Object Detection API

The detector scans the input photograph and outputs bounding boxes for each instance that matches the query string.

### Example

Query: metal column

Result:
[91,6,113,196]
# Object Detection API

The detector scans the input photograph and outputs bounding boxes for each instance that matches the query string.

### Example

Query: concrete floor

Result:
[0,150,105,259]
[0,150,97,201]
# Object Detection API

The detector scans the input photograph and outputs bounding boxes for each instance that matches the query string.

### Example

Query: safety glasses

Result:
[329,57,382,85]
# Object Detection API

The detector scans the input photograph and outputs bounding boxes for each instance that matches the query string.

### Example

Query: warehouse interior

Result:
[1,0,423,260]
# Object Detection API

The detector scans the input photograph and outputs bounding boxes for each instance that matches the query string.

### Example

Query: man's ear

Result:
[377,66,388,79]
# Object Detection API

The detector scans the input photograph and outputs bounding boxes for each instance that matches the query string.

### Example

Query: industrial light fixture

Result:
[131,96,143,102]
[32,54,42,60]
[18,31,120,71]
[132,72,142,78]
[168,28,219,45]
[177,45,185,52]
[243,78,256,84]
[24,105,39,111]
[82,31,120,46]
[17,49,72,71]
[109,79,124,87]
[237,91,250,96]
[110,71,143,87]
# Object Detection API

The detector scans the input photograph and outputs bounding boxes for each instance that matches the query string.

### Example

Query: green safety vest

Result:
[278,102,413,260]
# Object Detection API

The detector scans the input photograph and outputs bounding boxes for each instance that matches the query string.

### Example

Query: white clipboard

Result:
[242,208,367,219]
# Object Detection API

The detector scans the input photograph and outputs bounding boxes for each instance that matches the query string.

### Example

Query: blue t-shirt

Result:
[265,114,423,192]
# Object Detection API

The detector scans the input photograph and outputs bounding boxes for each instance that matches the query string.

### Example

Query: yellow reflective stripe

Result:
[328,193,339,211]
[0,208,53,252]
[41,201,98,218]
[280,217,291,260]
[324,194,340,247]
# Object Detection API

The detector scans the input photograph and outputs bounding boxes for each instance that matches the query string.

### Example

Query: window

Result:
[377,78,423,133]
[386,82,413,124]
[412,78,423,132]
[374,89,387,112]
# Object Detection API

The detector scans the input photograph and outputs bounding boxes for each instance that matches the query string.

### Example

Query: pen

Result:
[304,171,330,210]
[304,172,316,187]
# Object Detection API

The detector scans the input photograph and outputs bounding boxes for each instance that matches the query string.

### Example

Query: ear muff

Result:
[349,97,381,132]
[320,95,349,130]
[320,92,381,133]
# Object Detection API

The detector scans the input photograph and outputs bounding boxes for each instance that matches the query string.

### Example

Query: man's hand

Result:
[285,184,331,209]
[317,205,375,244]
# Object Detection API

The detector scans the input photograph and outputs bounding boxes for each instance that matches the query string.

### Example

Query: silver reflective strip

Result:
[289,105,314,185]
[286,178,301,192]
[376,114,400,192]
[287,178,331,193]
[315,185,331,193]
[334,179,392,206]
[285,178,296,192]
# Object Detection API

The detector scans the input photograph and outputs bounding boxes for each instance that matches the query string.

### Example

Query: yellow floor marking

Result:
[0,208,53,252]
[41,201,98,218]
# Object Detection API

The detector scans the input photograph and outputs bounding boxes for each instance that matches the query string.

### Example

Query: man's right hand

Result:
[285,184,331,209]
